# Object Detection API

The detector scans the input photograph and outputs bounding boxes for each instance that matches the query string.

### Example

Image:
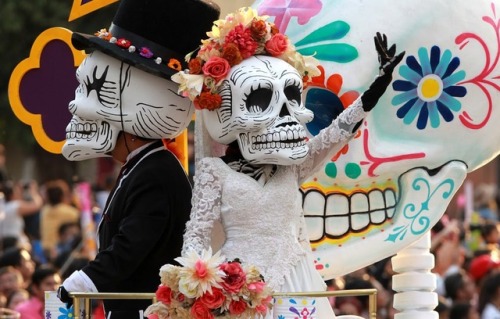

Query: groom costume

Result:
[57,0,220,318]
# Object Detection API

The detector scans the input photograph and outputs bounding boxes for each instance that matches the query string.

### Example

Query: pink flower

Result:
[225,24,258,59]
[202,57,231,82]
[147,314,159,319]
[247,281,265,293]
[190,300,214,319]
[156,285,172,304]
[265,33,288,56]
[228,299,247,315]
[220,262,246,293]
[195,259,209,279]
[199,287,225,309]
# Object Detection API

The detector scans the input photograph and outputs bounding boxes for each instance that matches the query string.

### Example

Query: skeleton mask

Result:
[254,0,500,279]
[203,55,313,165]
[62,51,193,161]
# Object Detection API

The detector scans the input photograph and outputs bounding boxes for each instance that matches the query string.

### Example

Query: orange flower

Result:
[189,58,203,74]
[194,92,222,110]
[250,19,267,40]
[270,23,279,35]
[168,58,182,71]
[222,43,243,66]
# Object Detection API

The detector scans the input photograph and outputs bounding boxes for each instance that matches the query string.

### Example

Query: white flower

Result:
[171,72,205,100]
[303,55,321,77]
[175,248,226,298]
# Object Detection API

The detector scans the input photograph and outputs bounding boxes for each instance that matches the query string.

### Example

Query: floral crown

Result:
[171,7,321,111]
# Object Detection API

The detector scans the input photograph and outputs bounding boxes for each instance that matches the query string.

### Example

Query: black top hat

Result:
[71,0,221,80]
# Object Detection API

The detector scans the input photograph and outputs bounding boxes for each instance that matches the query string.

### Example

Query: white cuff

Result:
[62,270,98,293]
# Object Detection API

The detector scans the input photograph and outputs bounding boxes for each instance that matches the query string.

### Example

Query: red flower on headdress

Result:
[116,38,131,49]
[225,24,258,59]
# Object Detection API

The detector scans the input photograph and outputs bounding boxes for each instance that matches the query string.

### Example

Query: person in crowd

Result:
[444,269,477,305]
[14,265,61,319]
[449,301,480,319]
[478,271,500,318]
[468,253,500,291]
[0,247,36,289]
[0,180,43,248]
[39,179,80,261]
[0,266,23,303]
[474,183,499,222]
[479,222,500,257]
[6,288,29,310]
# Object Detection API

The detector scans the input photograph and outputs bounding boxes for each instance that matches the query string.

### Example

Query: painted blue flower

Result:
[391,46,467,129]
[57,305,74,319]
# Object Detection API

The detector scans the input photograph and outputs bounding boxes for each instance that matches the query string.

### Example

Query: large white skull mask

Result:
[62,50,193,161]
[253,0,500,279]
[203,55,313,165]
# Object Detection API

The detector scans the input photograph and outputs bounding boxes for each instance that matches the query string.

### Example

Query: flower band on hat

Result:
[171,7,321,111]
[94,27,183,71]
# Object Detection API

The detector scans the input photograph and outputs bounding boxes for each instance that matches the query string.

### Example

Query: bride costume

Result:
[175,7,404,318]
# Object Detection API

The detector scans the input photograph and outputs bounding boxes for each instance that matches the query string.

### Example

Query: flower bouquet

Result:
[145,249,273,319]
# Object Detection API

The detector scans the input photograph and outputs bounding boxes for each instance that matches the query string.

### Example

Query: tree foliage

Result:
[0,0,118,147]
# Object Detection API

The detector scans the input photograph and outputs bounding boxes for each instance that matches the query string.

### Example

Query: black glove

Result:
[361,32,405,112]
[57,285,73,309]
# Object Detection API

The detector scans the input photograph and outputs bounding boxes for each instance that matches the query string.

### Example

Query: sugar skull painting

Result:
[254,0,500,279]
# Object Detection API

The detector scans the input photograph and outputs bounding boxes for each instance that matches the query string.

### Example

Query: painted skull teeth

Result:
[251,126,307,150]
[303,187,397,241]
[66,122,98,139]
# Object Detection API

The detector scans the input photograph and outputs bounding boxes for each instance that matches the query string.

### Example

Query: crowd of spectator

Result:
[0,139,499,319]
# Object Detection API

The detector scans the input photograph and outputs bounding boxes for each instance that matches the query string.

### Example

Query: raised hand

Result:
[374,32,405,76]
[361,32,405,112]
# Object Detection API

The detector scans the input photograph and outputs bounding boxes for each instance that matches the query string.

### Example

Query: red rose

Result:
[199,287,225,309]
[265,33,288,56]
[202,56,230,82]
[190,300,214,319]
[194,92,222,111]
[220,262,246,293]
[155,285,172,304]
[228,300,247,315]
[116,38,131,49]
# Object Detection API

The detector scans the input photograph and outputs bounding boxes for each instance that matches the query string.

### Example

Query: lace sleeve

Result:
[182,158,223,256]
[298,97,366,182]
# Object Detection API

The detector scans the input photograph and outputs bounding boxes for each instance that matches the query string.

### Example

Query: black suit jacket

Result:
[82,141,192,314]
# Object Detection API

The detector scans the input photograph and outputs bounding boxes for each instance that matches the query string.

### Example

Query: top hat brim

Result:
[72,31,186,80]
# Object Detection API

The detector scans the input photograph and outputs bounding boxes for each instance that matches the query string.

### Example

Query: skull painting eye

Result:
[84,65,118,108]
[244,85,273,113]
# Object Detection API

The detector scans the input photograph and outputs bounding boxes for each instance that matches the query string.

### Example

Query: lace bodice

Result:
[182,97,366,290]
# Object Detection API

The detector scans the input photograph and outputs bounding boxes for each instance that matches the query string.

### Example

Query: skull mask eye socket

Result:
[284,84,302,105]
[245,85,273,113]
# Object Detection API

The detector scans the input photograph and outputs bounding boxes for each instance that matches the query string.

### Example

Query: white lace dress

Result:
[183,99,367,318]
